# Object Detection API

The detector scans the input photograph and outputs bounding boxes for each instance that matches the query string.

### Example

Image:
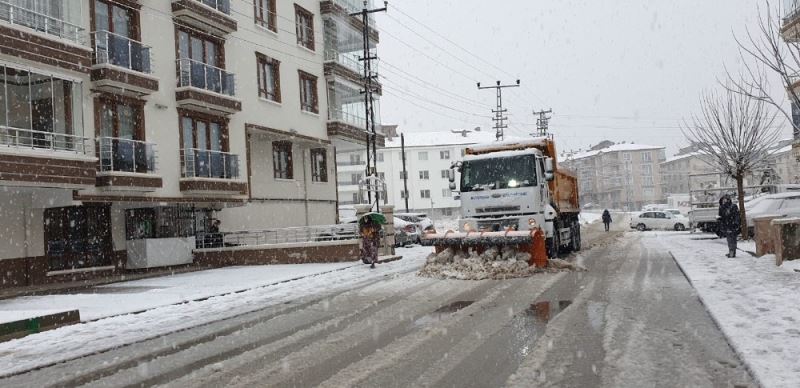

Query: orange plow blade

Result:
[420,230,548,268]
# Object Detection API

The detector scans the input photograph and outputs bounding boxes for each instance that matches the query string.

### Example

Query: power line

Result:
[478,80,521,141]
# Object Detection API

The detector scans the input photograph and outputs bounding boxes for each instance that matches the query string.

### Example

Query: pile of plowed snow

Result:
[417,247,586,280]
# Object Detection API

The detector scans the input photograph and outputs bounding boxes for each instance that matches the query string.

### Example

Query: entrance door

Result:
[44,205,113,271]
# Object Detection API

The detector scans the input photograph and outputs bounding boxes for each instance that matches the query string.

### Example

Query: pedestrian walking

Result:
[718,194,741,258]
[359,214,383,269]
[601,209,612,232]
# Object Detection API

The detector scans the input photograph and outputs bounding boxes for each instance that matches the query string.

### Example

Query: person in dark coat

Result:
[601,210,612,232]
[718,194,741,258]
[360,218,382,269]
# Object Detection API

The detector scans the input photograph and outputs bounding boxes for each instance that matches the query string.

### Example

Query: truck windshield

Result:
[460,154,537,192]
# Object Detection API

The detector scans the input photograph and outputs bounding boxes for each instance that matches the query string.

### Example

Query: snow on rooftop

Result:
[771,144,793,155]
[570,143,665,160]
[384,130,510,148]
[663,151,706,164]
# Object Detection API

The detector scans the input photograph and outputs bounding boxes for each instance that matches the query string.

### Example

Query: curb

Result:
[0,310,81,343]
[668,251,763,388]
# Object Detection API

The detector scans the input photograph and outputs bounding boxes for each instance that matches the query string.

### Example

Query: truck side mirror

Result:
[449,182,456,190]
[544,157,555,181]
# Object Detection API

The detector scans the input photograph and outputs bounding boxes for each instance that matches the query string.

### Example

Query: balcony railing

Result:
[92,31,153,74]
[196,223,359,249]
[0,126,91,154]
[329,108,367,129]
[337,160,365,166]
[0,0,85,44]
[98,137,156,174]
[177,58,235,96]
[194,0,230,15]
[182,148,239,179]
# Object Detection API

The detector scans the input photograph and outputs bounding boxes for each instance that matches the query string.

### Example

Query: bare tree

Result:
[727,1,799,139]
[682,88,780,239]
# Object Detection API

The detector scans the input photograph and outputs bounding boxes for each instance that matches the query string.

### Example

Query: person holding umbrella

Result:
[601,209,612,232]
[359,212,385,269]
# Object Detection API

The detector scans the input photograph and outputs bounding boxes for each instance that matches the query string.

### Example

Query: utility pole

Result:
[401,133,409,212]
[352,1,387,212]
[533,108,553,137]
[477,80,520,141]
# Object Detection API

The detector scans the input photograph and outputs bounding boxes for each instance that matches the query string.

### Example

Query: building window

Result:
[254,0,276,32]
[420,190,431,199]
[256,53,281,102]
[442,208,454,216]
[418,151,428,161]
[377,152,384,162]
[295,4,314,51]
[419,170,430,180]
[311,148,327,182]
[442,188,451,197]
[273,141,293,179]
[623,152,631,161]
[180,112,234,178]
[377,172,385,181]
[643,176,654,187]
[642,164,653,176]
[441,170,450,179]
[352,193,358,203]
[642,152,652,162]
[0,66,82,149]
[440,150,450,160]
[350,173,361,184]
[350,153,361,164]
[298,70,318,113]
[400,190,407,199]
[400,171,407,179]
[97,96,148,172]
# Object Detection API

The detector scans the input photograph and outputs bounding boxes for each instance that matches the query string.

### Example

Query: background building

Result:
[336,128,498,218]
[562,142,666,210]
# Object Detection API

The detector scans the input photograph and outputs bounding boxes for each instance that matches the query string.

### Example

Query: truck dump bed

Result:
[553,169,580,214]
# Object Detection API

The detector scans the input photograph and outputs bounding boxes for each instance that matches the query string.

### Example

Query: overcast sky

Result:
[374,0,792,156]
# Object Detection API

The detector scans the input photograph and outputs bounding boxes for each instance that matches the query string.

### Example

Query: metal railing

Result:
[196,223,359,249]
[337,160,365,166]
[329,108,367,129]
[0,126,91,154]
[98,137,156,173]
[182,148,239,179]
[193,0,230,15]
[177,58,235,96]
[92,30,153,73]
[0,0,85,44]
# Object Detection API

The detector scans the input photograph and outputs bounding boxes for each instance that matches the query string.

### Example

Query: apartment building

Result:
[780,2,800,172]
[660,152,717,196]
[562,142,666,210]
[336,128,499,218]
[0,0,366,287]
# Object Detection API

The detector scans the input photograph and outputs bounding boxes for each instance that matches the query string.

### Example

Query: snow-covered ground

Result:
[0,263,358,322]
[644,232,800,388]
[0,246,432,377]
[579,211,602,225]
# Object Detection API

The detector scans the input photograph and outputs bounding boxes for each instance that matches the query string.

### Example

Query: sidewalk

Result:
[0,262,358,322]
[642,232,800,388]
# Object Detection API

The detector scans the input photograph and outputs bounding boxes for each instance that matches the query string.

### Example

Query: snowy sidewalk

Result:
[643,232,800,388]
[0,246,431,377]
[0,262,359,322]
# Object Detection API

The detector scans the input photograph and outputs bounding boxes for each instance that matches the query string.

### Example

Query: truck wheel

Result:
[674,223,686,231]
[546,235,559,259]
[571,221,582,251]
[636,223,646,232]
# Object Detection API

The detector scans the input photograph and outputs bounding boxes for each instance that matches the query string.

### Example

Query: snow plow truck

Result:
[420,136,581,264]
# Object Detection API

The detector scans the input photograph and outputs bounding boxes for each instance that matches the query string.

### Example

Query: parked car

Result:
[393,217,420,247]
[395,212,436,234]
[630,210,689,231]
[745,192,800,234]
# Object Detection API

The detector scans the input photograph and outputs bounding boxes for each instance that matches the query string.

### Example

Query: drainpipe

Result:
[303,147,310,226]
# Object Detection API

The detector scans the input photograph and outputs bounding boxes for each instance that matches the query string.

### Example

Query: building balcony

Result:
[783,0,800,40]
[0,126,96,188]
[96,137,162,191]
[175,58,241,114]
[171,0,237,37]
[0,0,91,74]
[320,0,378,41]
[180,148,246,194]
[91,31,159,96]
[324,50,382,94]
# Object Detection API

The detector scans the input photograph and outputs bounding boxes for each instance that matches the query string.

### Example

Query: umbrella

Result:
[359,212,386,225]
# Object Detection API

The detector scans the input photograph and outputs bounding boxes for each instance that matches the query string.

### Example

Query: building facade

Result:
[660,152,717,196]
[336,129,498,218]
[0,0,371,287]
[780,3,800,175]
[562,142,666,210]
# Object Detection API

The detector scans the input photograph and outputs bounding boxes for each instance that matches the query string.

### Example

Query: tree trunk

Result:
[736,175,749,240]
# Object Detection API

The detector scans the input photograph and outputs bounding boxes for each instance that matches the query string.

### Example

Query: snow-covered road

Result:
[0,219,755,388]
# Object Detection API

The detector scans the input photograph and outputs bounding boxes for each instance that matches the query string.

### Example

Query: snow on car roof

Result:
[463,149,540,162]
